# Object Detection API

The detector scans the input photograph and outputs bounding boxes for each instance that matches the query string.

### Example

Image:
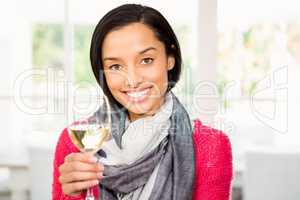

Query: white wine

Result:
[69,124,110,153]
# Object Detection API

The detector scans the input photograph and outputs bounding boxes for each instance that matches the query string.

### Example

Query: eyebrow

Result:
[103,47,157,62]
[139,47,157,54]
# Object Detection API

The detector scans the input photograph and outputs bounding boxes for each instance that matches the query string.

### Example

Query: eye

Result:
[109,64,121,71]
[141,58,154,65]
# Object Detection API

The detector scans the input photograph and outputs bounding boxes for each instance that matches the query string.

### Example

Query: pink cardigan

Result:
[52,119,233,200]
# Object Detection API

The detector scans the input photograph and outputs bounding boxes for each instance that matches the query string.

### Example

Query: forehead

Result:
[102,23,164,57]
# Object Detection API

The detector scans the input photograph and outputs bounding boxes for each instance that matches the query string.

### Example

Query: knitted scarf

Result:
[93,91,195,200]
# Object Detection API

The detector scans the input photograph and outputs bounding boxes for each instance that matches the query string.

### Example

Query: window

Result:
[217,0,300,172]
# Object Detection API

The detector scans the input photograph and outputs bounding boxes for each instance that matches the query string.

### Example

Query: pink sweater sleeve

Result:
[52,128,99,200]
[192,120,233,200]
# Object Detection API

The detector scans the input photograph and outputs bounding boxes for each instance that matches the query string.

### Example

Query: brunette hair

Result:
[90,4,182,102]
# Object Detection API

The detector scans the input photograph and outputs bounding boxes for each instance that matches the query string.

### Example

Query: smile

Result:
[125,87,151,103]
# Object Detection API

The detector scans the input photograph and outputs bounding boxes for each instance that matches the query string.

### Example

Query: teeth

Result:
[127,88,149,98]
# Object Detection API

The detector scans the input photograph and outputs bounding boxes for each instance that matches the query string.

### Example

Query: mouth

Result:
[123,87,152,103]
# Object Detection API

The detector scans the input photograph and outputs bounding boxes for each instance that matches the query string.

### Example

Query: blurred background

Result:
[0,0,299,199]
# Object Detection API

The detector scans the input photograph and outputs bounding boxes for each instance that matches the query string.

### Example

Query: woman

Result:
[52,4,233,200]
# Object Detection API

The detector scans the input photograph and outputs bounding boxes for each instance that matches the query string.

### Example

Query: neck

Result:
[128,112,153,122]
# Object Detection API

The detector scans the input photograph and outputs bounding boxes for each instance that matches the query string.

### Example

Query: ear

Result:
[167,56,175,71]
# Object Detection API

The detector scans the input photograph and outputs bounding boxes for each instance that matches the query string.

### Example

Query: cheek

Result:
[105,72,124,92]
[145,67,169,94]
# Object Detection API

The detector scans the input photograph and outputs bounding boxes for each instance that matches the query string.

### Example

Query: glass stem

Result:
[86,187,94,200]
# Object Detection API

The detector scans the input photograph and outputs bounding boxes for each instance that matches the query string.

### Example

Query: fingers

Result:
[59,160,104,174]
[59,171,103,184]
[64,152,97,163]
[58,152,105,196]
[62,179,99,196]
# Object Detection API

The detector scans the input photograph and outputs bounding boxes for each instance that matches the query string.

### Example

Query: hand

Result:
[58,152,104,196]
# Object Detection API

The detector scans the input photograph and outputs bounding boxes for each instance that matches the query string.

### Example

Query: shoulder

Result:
[192,119,232,171]
[54,127,80,162]
[192,119,232,153]
[57,128,76,150]
[191,119,233,198]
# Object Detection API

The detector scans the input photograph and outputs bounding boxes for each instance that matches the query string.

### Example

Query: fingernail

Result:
[97,173,102,178]
[93,180,99,185]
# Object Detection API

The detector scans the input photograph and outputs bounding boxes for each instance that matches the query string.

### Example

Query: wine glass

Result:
[68,94,111,200]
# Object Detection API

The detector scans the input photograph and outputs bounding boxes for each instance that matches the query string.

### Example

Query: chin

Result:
[127,104,152,115]
[123,98,155,114]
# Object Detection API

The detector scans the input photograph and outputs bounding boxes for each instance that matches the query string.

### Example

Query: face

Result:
[101,22,175,121]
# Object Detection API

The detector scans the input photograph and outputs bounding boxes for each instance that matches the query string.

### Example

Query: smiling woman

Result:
[52,4,233,200]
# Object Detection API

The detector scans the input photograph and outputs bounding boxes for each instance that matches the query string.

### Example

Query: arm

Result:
[192,120,233,200]
[52,128,85,200]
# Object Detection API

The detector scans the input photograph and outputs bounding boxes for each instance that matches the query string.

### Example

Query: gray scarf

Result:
[93,91,195,200]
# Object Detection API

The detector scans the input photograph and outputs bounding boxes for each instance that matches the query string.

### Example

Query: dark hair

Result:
[90,4,182,103]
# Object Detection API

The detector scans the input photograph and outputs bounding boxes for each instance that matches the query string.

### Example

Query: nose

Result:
[126,67,143,88]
